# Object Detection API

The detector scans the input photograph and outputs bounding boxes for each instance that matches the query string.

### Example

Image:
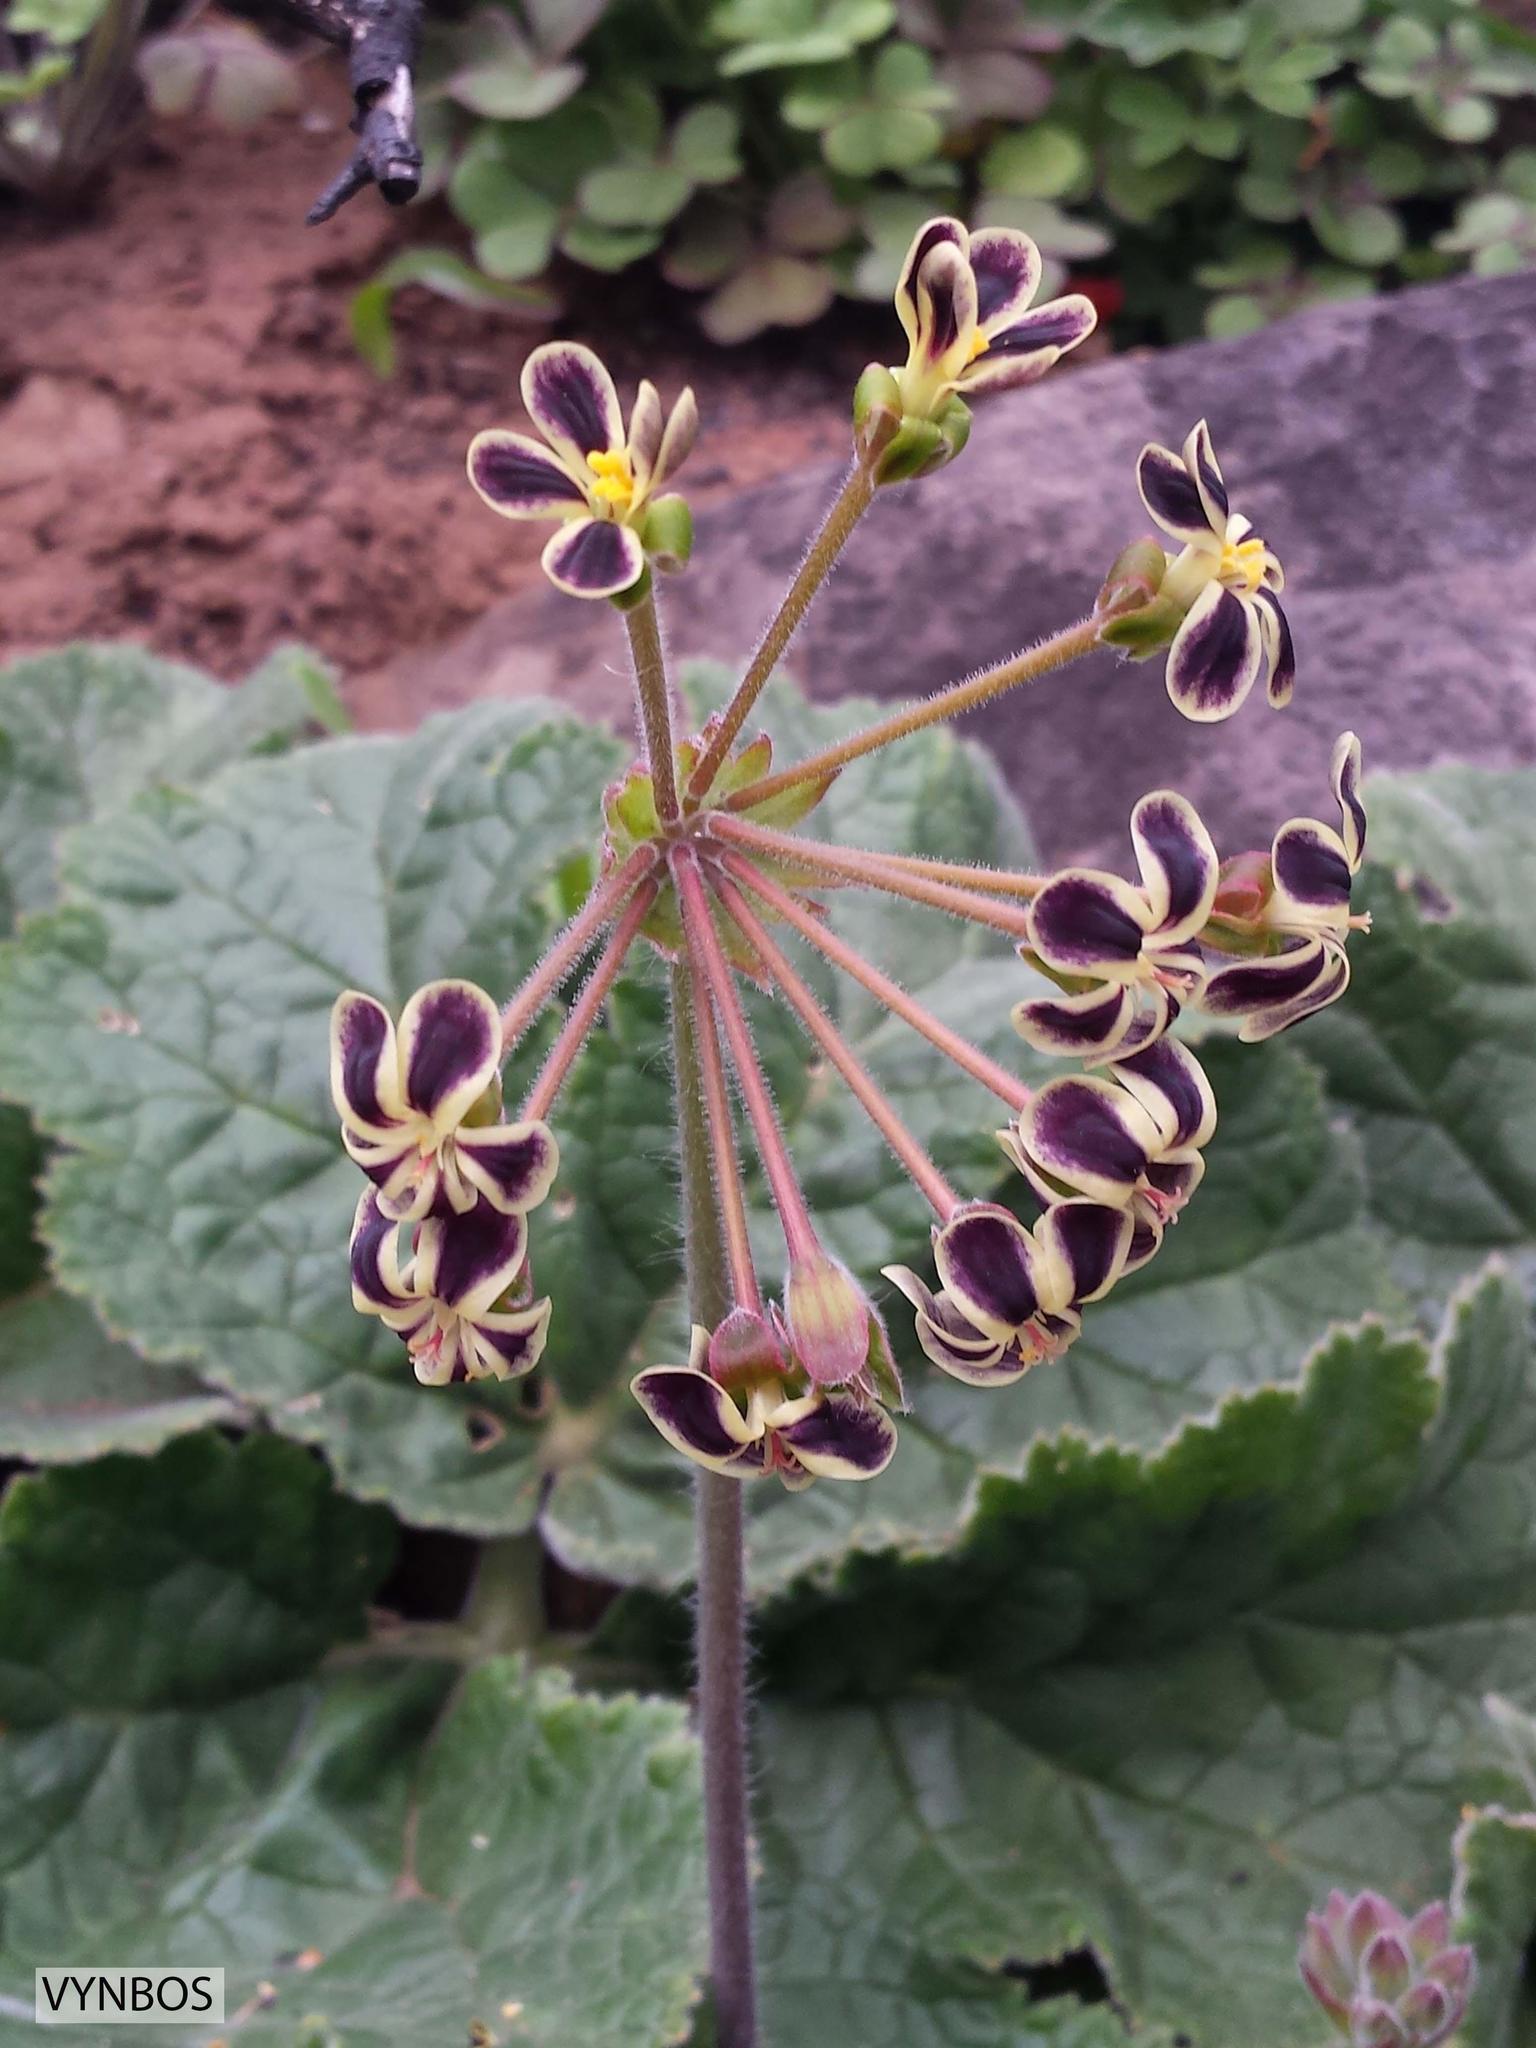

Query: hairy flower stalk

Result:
[325,219,1371,2043]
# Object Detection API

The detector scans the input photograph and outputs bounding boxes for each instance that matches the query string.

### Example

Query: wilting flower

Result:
[350,1190,551,1386]
[885,1196,1130,1385]
[1299,1890,1474,2048]
[1138,419,1294,722]
[632,1309,898,1488]
[467,342,697,599]
[1017,790,1217,1060]
[330,980,559,1225]
[1001,1039,1216,1274]
[1200,733,1368,1040]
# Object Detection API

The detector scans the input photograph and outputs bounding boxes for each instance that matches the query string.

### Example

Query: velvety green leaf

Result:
[1302,765,1536,1305]
[749,1268,1536,2045]
[350,249,555,378]
[0,704,626,1531]
[0,1287,240,1461]
[1454,1801,1536,2048]
[0,1101,43,1300]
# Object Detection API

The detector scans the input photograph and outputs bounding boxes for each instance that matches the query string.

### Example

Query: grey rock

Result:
[379,271,1536,864]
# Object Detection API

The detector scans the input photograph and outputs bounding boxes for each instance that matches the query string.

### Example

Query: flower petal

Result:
[349,1189,417,1317]
[1271,818,1354,925]
[1166,582,1263,723]
[895,216,967,348]
[1037,1197,1133,1306]
[414,1202,529,1314]
[913,239,978,372]
[455,1119,560,1215]
[775,1393,897,1480]
[1016,1075,1161,1208]
[1122,1204,1165,1277]
[1255,586,1296,708]
[1137,441,1214,543]
[1332,731,1366,869]
[979,292,1096,359]
[933,1202,1052,1339]
[466,430,587,520]
[520,341,622,470]
[1028,869,1152,980]
[626,379,664,494]
[1182,418,1229,530]
[1131,791,1218,941]
[463,1297,552,1381]
[883,1264,1004,1366]
[540,517,645,599]
[1236,945,1351,1041]
[1013,983,1135,1059]
[1200,939,1332,1019]
[631,1366,765,1474]
[969,226,1041,332]
[654,387,698,492]
[1112,1039,1216,1152]
[343,1126,429,1218]
[330,990,407,1138]
[397,980,502,1133]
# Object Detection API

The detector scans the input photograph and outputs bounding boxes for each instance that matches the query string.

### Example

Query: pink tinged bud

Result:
[708,1307,787,1391]
[1345,1893,1404,1968]
[1406,1903,1451,1962]
[1300,1915,1355,2025]
[1212,850,1274,925]
[1361,1932,1415,2005]
[1423,1944,1474,2001]
[784,1252,871,1387]
[1095,537,1168,621]
[1397,1982,1453,2046]
[1351,2000,1411,2048]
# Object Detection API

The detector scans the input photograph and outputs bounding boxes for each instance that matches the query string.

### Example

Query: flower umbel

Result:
[1138,418,1294,721]
[1201,732,1370,1039]
[330,980,558,1223]
[1299,1891,1474,2048]
[467,342,697,599]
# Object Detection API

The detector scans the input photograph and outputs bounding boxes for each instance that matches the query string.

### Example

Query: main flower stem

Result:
[671,965,758,2048]
[687,460,876,804]
[709,815,1035,940]
[626,585,680,824]
[709,866,960,1220]
[724,615,1101,813]
[500,845,658,1053]
[720,852,1031,1113]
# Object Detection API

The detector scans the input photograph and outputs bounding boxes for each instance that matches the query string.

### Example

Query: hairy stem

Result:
[725,615,1101,813]
[626,586,681,824]
[843,849,1046,898]
[671,967,758,2048]
[709,865,961,1221]
[519,880,656,1120]
[709,816,1035,940]
[500,846,659,1052]
[687,955,763,1311]
[674,851,821,1264]
[720,852,1031,1113]
[688,460,875,803]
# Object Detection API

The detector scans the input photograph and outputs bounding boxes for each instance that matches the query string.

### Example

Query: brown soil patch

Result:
[0,87,886,707]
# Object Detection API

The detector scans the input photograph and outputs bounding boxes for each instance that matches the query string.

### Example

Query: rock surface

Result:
[371,271,1536,864]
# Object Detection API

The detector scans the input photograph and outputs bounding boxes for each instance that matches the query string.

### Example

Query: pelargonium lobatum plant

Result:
[326,216,1378,2043]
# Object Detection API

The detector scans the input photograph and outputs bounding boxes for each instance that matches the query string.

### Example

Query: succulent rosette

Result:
[350,1189,551,1386]
[1139,419,1294,721]
[632,1309,898,1489]
[330,979,558,1224]
[1200,732,1369,1039]
[467,342,697,599]
[1001,1039,1217,1273]
[1017,790,1218,1060]
[1299,1890,1474,2048]
[885,1196,1131,1385]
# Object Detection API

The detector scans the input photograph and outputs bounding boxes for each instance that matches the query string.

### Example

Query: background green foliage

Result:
[402,0,1536,344]
[0,641,1533,2044]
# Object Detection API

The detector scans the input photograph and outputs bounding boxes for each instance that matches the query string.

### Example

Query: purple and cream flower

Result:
[1001,1039,1217,1275]
[890,215,1098,421]
[467,342,697,599]
[330,980,559,1225]
[1016,790,1218,1060]
[631,1310,898,1489]
[1299,1890,1473,2048]
[1200,733,1369,1041]
[885,1196,1131,1385]
[350,1189,551,1386]
[1138,419,1293,722]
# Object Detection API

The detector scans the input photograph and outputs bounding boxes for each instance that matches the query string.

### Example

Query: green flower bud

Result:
[641,493,693,574]
[1095,537,1169,622]
[853,361,903,468]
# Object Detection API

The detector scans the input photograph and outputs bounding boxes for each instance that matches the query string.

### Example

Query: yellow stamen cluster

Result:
[587,448,636,511]
[1218,535,1268,595]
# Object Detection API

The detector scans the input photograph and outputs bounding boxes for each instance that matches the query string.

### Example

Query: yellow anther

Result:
[587,447,635,509]
[1218,535,1268,595]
